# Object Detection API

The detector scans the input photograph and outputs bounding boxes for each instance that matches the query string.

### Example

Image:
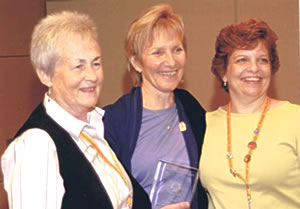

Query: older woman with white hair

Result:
[1,11,151,209]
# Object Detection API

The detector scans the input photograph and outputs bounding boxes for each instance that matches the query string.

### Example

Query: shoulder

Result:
[1,128,59,193]
[104,87,140,112]
[2,128,57,169]
[103,87,142,123]
[205,108,225,124]
[102,88,142,141]
[286,102,300,112]
[281,102,300,120]
[174,88,196,99]
[174,88,205,113]
[7,128,56,153]
[270,100,300,116]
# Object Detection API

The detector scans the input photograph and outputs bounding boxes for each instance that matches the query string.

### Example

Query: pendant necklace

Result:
[226,97,270,209]
[151,106,186,132]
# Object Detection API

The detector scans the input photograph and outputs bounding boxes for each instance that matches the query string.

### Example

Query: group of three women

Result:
[2,3,300,209]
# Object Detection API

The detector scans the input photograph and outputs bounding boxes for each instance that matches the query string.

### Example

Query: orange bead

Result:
[244,154,251,163]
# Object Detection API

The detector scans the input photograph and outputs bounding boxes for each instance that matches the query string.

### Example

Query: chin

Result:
[161,84,179,91]
[241,87,265,96]
[82,100,98,108]
[242,92,265,98]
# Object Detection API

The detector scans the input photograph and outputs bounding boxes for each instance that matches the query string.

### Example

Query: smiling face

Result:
[132,31,186,98]
[224,41,271,102]
[38,35,103,121]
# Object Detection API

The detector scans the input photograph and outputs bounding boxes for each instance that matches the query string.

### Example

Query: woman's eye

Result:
[74,64,85,70]
[93,62,101,69]
[259,57,269,63]
[152,50,163,55]
[235,57,247,63]
[174,47,184,53]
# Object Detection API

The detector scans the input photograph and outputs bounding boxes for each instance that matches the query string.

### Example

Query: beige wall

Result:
[0,1,46,208]
[47,0,300,111]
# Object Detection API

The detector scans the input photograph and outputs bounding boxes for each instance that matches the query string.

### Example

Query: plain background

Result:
[47,0,300,111]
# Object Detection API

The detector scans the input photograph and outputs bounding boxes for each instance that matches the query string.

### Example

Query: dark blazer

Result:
[103,87,208,209]
[15,103,151,209]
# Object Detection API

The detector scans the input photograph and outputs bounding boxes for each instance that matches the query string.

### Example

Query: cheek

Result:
[178,55,186,66]
[63,77,85,94]
[141,62,159,76]
[96,70,104,83]
[53,77,69,92]
[227,66,242,79]
[145,60,160,70]
[265,67,272,77]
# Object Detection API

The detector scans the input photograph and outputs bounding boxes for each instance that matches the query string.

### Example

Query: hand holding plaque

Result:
[149,160,199,209]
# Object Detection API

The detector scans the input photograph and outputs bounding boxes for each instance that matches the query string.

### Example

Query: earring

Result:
[223,80,228,91]
[47,88,51,102]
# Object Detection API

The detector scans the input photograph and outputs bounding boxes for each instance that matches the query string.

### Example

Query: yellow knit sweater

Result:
[200,101,300,209]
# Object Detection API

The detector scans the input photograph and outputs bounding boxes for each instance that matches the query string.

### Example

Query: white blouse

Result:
[1,94,132,209]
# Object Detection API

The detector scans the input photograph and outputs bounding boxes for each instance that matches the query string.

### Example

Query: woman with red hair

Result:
[200,18,300,209]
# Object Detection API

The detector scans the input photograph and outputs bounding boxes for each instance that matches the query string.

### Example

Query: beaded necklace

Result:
[226,96,269,209]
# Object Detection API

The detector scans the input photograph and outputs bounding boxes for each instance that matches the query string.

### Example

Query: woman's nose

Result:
[165,51,176,67]
[85,66,97,81]
[249,60,259,72]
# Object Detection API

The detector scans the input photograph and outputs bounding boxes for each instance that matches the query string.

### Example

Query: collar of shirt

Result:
[43,93,105,142]
[43,93,132,209]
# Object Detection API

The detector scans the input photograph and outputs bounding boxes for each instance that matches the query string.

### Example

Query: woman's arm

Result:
[1,129,64,209]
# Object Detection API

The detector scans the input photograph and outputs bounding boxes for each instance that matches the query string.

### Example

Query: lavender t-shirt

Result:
[131,104,190,195]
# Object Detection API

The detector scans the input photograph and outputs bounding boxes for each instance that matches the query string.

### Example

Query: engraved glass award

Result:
[149,160,199,209]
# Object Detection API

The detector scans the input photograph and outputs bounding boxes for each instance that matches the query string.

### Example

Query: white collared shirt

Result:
[1,93,132,209]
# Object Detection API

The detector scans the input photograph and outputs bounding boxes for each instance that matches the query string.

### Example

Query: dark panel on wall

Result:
[0,0,46,56]
[0,1,46,208]
[0,58,46,141]
[0,58,47,209]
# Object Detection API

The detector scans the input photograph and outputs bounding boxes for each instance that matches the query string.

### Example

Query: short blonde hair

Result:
[30,11,98,76]
[125,4,186,86]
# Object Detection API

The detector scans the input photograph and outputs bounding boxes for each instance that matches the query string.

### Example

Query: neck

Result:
[67,108,90,122]
[229,95,268,114]
[75,112,89,123]
[50,93,91,122]
[141,86,174,110]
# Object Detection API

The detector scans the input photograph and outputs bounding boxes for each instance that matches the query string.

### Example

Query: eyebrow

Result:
[77,56,102,63]
[93,56,102,61]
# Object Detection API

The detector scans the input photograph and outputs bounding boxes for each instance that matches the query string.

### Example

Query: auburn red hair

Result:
[211,18,280,91]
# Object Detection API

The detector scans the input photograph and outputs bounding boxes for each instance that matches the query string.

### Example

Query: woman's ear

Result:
[129,56,143,73]
[36,69,53,88]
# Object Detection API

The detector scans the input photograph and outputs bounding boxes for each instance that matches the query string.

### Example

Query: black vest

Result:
[15,103,151,209]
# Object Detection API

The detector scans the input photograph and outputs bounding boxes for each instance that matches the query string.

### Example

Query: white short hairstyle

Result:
[30,11,98,76]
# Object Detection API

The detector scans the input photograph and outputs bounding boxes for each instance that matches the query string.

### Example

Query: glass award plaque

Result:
[149,160,199,209]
